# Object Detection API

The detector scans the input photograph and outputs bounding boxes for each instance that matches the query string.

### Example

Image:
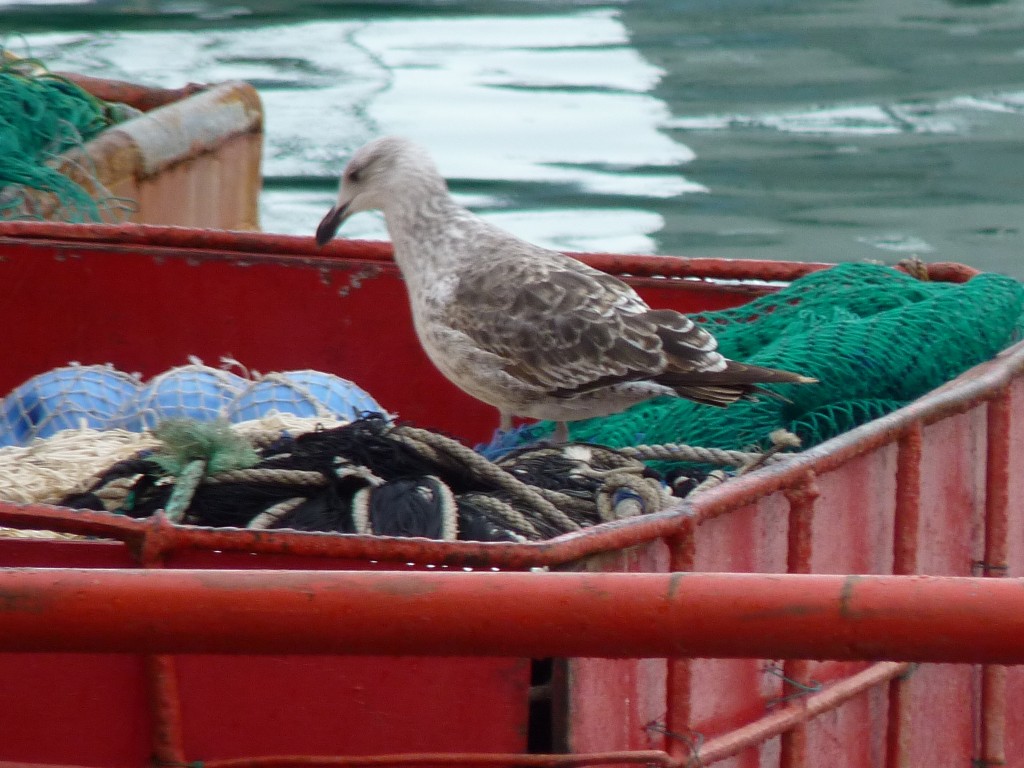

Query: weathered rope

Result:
[621,442,791,467]
[248,496,306,530]
[459,492,540,541]
[689,430,802,495]
[37,414,798,541]
[92,475,140,511]
[390,424,583,534]
[206,468,328,486]
[595,471,669,522]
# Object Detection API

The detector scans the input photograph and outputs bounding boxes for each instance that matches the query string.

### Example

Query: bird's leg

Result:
[498,410,514,432]
[551,421,569,444]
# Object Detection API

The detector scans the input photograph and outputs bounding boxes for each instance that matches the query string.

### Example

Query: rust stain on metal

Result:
[0,586,47,613]
[838,574,862,620]
[667,571,685,602]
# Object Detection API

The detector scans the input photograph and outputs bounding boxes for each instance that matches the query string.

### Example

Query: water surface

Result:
[4,0,1024,275]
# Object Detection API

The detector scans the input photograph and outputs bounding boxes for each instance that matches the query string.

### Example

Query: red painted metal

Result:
[892,425,923,576]
[979,389,1011,768]
[664,530,696,764]
[144,655,187,766]
[0,757,674,768]
[696,662,909,766]
[780,478,817,768]
[561,542,670,759]
[0,222,1019,767]
[59,72,207,112]
[3,569,1024,663]
[185,751,676,767]
[886,425,922,768]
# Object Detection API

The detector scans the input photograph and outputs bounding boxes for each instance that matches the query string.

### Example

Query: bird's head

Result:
[315,136,446,246]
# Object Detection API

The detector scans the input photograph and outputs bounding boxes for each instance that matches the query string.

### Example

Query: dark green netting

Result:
[0,50,126,222]
[533,263,1022,457]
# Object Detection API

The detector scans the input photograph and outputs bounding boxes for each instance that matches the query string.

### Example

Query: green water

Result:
[4,0,1024,275]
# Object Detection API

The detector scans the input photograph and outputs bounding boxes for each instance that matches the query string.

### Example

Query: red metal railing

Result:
[3,357,1021,768]
[3,569,1024,662]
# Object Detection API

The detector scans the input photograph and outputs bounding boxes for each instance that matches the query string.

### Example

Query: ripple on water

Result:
[18,9,700,249]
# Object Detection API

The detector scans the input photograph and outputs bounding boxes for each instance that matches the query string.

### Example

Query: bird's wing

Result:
[444,248,723,397]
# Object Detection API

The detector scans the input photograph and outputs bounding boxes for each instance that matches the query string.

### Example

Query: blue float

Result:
[227,369,383,423]
[116,365,247,431]
[0,365,139,446]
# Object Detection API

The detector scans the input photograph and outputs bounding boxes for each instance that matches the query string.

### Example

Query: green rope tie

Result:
[163,458,206,524]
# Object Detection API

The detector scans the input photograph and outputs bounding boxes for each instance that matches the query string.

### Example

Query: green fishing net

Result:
[0,50,131,222]
[547,263,1023,454]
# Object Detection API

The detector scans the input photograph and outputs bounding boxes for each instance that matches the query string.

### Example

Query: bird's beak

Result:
[315,202,350,246]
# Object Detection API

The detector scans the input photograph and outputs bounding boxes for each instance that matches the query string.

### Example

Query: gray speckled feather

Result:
[316,136,815,433]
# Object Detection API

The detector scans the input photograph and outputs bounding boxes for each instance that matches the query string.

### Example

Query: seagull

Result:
[316,136,815,442]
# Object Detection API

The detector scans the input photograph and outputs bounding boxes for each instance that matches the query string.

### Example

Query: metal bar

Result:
[982,390,1011,576]
[979,388,1012,768]
[893,425,922,576]
[886,425,924,768]
[0,221,842,283]
[0,502,696,571]
[196,751,675,767]
[885,666,915,768]
[0,221,979,284]
[59,72,207,111]
[780,478,818,768]
[144,655,187,766]
[696,662,909,765]
[664,526,696,762]
[4,569,1024,662]
[785,477,817,575]
[138,543,190,768]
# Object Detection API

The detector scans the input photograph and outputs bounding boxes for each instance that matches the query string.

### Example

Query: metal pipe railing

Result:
[3,569,1024,663]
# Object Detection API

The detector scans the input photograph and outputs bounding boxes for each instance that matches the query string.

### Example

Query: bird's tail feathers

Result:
[659,361,816,408]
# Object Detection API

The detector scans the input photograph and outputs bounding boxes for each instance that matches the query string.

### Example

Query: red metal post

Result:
[144,654,187,766]
[696,662,909,766]
[979,390,1011,768]
[892,424,922,577]
[887,424,922,768]
[4,570,1024,662]
[664,524,696,762]
[138,547,189,767]
[781,477,819,768]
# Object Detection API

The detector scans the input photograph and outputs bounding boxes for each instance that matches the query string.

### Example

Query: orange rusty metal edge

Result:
[0,220,978,282]
[4,569,1024,663]
[58,72,209,112]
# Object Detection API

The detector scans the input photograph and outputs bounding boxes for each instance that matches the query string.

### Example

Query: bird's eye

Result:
[346,168,361,183]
